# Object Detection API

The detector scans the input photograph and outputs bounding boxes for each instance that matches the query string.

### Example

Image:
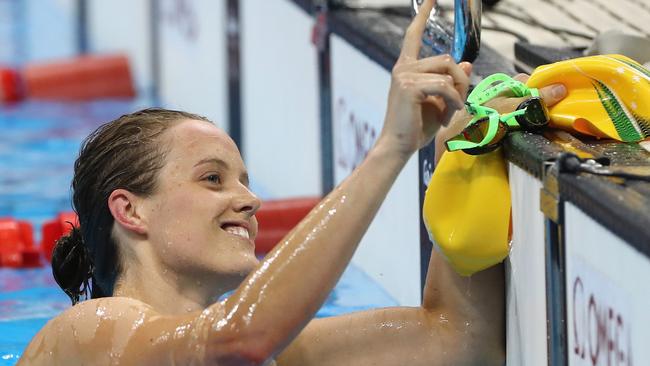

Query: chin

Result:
[216,263,257,293]
[224,254,260,277]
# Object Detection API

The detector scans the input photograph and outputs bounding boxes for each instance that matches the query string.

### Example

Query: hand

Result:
[434,74,568,164]
[377,0,472,160]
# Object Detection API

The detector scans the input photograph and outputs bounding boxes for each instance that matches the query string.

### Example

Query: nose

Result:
[232,186,261,216]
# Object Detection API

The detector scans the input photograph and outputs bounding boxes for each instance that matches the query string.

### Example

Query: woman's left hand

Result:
[378,0,472,160]
[434,74,568,164]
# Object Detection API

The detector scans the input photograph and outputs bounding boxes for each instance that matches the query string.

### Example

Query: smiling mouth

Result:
[222,225,251,240]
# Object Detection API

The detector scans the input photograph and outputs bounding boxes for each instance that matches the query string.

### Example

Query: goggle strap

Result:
[529,88,540,98]
[446,73,544,153]
[446,139,475,151]
[501,109,527,128]
[464,104,498,123]
[446,113,501,152]
[467,73,512,100]
[483,113,501,147]
[467,74,535,105]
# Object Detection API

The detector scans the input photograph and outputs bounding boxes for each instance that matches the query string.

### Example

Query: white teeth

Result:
[224,226,250,240]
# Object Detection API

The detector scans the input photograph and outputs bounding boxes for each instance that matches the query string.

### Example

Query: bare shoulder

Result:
[18,297,206,365]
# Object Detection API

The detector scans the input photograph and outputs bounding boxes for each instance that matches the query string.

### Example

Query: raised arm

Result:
[275,46,572,366]
[20,0,473,364]
[207,0,471,363]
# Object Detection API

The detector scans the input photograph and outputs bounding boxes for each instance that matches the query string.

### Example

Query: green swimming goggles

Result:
[445,73,550,155]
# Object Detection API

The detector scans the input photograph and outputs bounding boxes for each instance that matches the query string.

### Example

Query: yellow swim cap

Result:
[424,55,650,276]
[422,149,511,276]
[526,54,650,142]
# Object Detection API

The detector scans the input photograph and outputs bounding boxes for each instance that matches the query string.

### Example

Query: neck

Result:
[112,246,236,315]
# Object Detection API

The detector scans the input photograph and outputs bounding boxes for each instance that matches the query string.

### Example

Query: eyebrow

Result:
[194,157,250,186]
[194,157,228,169]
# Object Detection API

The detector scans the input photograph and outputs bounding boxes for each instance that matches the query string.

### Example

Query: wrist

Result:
[371,135,413,167]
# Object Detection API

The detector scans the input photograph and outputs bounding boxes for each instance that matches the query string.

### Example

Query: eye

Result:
[204,173,221,185]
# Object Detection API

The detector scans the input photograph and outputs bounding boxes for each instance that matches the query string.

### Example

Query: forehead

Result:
[163,119,243,165]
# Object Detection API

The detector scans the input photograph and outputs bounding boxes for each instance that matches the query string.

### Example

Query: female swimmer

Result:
[19,0,565,364]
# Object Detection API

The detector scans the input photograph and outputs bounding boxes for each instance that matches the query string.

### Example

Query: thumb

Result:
[459,62,472,77]
[538,83,567,107]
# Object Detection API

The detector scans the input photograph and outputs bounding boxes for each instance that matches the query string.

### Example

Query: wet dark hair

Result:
[52,108,211,305]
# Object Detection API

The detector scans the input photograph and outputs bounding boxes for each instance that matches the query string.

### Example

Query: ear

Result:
[107,189,148,235]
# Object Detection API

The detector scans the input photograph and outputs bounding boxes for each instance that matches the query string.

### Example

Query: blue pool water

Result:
[0,100,147,236]
[0,101,398,363]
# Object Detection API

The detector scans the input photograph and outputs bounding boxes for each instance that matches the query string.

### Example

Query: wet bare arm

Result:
[274,128,505,365]
[276,303,503,366]
[275,52,572,366]
[203,0,472,363]
[20,0,477,364]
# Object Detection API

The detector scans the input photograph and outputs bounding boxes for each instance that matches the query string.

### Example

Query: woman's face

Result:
[142,119,261,282]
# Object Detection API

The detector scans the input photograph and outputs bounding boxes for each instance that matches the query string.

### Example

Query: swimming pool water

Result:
[0,268,68,364]
[0,101,398,364]
[0,100,147,237]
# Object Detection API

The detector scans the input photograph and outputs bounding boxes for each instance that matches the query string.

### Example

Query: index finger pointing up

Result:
[400,0,436,61]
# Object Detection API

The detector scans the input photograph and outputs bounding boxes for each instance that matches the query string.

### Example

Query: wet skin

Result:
[110,120,263,315]
[20,115,504,365]
[16,0,541,364]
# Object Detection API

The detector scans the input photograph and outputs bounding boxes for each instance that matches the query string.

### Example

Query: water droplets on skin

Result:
[186,308,219,362]
[174,324,192,339]
[378,321,393,329]
[109,351,121,366]
[377,320,405,331]
[133,312,145,328]
[71,326,79,343]
[304,196,342,242]
[194,192,352,349]
[151,330,172,347]
[460,320,472,351]
[107,306,147,361]
[438,313,449,324]
[162,240,173,255]
[96,306,106,317]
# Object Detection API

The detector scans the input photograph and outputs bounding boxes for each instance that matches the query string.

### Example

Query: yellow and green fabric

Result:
[424,54,650,276]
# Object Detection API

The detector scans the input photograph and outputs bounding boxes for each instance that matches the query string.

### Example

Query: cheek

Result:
[146,189,198,242]
[251,217,259,239]
[152,183,210,217]
[149,186,230,243]
[151,193,194,227]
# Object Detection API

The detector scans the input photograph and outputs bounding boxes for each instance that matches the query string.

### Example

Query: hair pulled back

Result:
[52,108,211,304]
